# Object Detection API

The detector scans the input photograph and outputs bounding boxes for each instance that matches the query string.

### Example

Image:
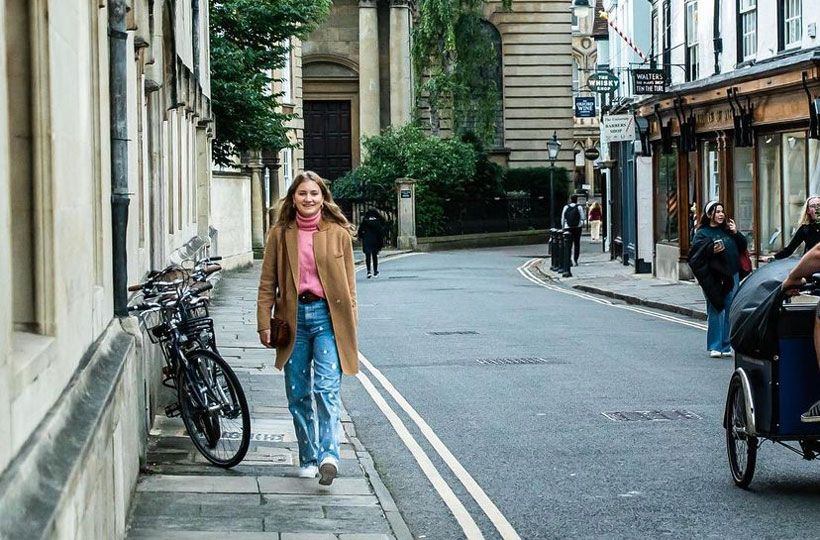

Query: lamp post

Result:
[546,131,562,228]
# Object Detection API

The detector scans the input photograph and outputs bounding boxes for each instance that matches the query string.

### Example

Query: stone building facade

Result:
[0,0,219,537]
[296,0,575,181]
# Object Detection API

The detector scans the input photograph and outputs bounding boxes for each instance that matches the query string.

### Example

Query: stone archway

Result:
[302,55,360,179]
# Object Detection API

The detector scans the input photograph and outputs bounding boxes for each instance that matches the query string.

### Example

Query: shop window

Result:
[779,0,802,50]
[758,135,783,254]
[733,146,755,251]
[810,138,820,196]
[737,0,757,61]
[654,148,679,244]
[702,141,719,203]
[685,1,699,81]
[782,131,807,241]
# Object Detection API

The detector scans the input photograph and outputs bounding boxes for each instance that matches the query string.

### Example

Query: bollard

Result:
[561,230,573,277]
[552,230,563,272]
[549,229,559,271]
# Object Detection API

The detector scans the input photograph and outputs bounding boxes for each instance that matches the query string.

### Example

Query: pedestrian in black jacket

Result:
[358,209,385,278]
[770,196,820,260]
[689,201,747,358]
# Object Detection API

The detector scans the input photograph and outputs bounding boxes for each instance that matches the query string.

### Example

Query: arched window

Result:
[481,20,505,149]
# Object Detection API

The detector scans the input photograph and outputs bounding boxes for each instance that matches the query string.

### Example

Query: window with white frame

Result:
[738,0,757,61]
[281,39,292,103]
[651,8,660,67]
[572,59,580,93]
[281,147,293,187]
[685,1,699,81]
[781,0,802,49]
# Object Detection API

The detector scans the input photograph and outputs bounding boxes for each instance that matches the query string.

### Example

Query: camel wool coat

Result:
[256,219,359,375]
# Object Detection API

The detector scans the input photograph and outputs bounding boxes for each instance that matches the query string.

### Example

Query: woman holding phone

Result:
[688,201,747,358]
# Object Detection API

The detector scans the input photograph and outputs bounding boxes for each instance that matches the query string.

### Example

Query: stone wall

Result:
[212,172,254,270]
[486,0,574,169]
[0,0,215,537]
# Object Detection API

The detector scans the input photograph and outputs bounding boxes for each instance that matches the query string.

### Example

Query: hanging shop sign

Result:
[574,96,596,118]
[587,71,620,94]
[632,69,666,95]
[602,114,636,142]
[584,147,600,160]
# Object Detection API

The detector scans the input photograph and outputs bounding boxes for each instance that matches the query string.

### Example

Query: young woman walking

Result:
[256,171,358,486]
[357,209,386,278]
[689,201,747,358]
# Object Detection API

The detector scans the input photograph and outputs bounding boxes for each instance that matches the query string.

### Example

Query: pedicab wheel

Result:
[726,374,757,488]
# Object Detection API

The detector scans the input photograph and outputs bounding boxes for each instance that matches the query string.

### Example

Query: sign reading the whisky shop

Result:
[587,71,620,94]
[632,69,666,95]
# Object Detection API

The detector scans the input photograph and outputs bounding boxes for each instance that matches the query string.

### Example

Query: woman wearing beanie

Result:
[688,200,747,358]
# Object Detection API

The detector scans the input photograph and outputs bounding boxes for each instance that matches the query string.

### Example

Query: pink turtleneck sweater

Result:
[295,212,325,298]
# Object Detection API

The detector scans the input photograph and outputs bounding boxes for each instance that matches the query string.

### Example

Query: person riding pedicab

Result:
[781,241,820,422]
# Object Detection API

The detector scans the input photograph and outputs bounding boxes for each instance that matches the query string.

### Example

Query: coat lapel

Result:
[313,223,328,285]
[285,224,299,289]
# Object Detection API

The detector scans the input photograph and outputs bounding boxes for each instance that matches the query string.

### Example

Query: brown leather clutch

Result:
[269,316,291,348]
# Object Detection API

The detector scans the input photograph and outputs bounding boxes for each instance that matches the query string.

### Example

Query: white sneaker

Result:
[709,350,722,358]
[297,465,318,478]
[318,457,338,486]
[722,351,733,357]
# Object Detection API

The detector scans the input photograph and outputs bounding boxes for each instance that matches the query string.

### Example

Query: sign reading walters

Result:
[632,69,666,94]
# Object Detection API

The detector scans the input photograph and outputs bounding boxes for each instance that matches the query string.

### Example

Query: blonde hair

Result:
[274,171,353,231]
[798,196,820,226]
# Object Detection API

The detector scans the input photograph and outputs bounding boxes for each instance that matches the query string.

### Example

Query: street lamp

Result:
[572,0,591,19]
[546,131,562,228]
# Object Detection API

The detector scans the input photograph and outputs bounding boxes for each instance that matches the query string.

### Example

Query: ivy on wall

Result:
[412,0,511,145]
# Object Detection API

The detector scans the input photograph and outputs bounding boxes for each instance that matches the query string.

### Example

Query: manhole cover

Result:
[476,357,565,366]
[601,410,701,422]
[427,331,479,336]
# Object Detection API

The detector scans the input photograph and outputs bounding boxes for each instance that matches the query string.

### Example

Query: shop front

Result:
[637,50,820,281]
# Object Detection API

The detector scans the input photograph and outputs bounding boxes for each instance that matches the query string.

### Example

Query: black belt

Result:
[298,291,324,304]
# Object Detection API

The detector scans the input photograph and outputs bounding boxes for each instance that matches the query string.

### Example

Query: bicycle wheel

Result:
[726,374,757,488]
[177,349,251,468]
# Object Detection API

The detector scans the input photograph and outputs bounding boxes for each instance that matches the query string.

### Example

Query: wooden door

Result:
[304,100,352,182]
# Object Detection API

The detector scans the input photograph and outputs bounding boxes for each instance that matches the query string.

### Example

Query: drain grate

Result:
[387,275,420,280]
[427,330,479,336]
[476,357,564,366]
[601,410,702,422]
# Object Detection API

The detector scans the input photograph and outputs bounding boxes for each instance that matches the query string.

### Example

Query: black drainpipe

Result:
[109,0,130,317]
[713,0,722,75]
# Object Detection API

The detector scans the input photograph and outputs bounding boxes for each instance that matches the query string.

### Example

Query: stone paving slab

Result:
[126,262,407,540]
[130,532,281,540]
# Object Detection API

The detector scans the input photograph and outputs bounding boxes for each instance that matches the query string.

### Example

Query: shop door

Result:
[621,141,638,265]
[304,100,352,182]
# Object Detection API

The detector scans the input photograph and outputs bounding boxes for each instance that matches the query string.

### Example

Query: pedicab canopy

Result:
[729,259,797,360]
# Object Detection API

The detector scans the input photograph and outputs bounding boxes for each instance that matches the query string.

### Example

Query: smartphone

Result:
[714,238,725,251]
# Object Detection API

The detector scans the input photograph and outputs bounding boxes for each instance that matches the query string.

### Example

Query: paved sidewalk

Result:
[125,263,411,540]
[534,236,708,320]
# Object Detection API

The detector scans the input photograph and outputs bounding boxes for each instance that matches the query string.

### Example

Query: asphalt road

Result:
[342,244,820,540]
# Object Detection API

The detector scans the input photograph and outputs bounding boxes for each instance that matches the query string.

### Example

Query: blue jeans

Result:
[284,300,342,467]
[706,274,740,353]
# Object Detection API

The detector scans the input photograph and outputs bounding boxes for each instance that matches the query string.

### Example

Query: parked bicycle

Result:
[128,256,251,468]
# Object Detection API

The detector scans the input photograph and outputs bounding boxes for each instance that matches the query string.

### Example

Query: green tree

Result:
[209,0,331,166]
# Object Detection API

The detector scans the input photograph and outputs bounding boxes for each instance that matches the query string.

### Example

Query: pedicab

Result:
[725,259,820,488]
